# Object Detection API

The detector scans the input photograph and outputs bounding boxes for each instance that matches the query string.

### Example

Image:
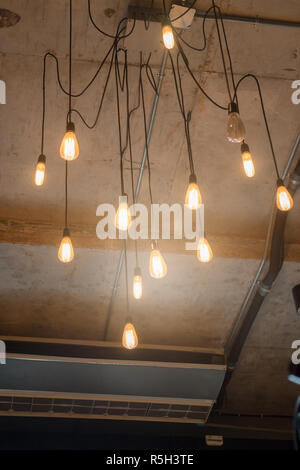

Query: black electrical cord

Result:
[88,0,136,40]
[233,73,280,179]
[40,54,47,154]
[173,5,215,52]
[176,45,227,110]
[65,161,68,228]
[144,0,154,30]
[68,0,72,121]
[139,52,154,205]
[211,1,232,103]
[114,48,126,195]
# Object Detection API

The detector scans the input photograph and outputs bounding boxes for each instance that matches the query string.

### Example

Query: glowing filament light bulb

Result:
[276,180,293,212]
[197,237,213,263]
[227,102,246,143]
[60,122,79,161]
[34,154,46,186]
[122,321,138,350]
[115,196,132,231]
[185,174,202,209]
[149,242,167,279]
[133,267,142,300]
[241,142,255,178]
[162,23,174,50]
[58,228,74,263]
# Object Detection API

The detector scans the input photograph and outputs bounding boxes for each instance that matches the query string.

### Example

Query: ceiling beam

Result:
[1,217,300,261]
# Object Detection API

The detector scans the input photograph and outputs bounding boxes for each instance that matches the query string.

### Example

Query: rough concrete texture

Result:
[0,0,300,416]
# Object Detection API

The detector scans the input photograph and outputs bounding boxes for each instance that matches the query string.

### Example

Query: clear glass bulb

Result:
[149,244,167,279]
[60,124,79,161]
[115,200,131,231]
[185,181,202,209]
[276,185,293,212]
[197,238,213,263]
[122,322,138,350]
[162,24,174,49]
[133,269,142,300]
[35,157,45,186]
[227,103,246,143]
[58,230,74,263]
[242,150,255,178]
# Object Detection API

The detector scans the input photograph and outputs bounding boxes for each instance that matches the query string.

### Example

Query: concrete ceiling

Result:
[0,0,300,418]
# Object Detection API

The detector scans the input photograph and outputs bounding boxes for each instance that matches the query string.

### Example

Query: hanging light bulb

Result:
[34,154,46,186]
[162,22,175,50]
[185,174,202,209]
[241,142,255,178]
[58,228,74,263]
[227,102,246,143]
[122,320,138,350]
[149,241,167,279]
[115,195,132,231]
[276,179,293,212]
[133,267,142,300]
[60,121,79,161]
[197,237,213,263]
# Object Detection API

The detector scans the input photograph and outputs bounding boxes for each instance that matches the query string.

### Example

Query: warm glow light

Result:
[115,199,131,231]
[162,24,174,49]
[197,238,213,263]
[58,229,74,263]
[276,185,293,212]
[35,155,46,186]
[185,179,202,209]
[241,143,255,178]
[60,123,79,161]
[227,103,245,143]
[122,322,138,350]
[149,244,167,279]
[133,268,142,300]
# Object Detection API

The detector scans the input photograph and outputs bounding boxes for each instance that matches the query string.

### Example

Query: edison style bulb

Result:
[197,237,213,263]
[122,322,138,350]
[58,228,74,263]
[185,174,202,209]
[276,184,293,212]
[133,267,142,300]
[162,24,174,49]
[60,122,79,161]
[35,154,46,186]
[241,143,255,178]
[115,198,132,231]
[227,102,246,143]
[149,243,167,279]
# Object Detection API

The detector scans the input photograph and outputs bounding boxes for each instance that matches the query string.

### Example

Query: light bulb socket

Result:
[228,101,239,115]
[241,142,249,154]
[134,266,142,277]
[37,154,46,165]
[189,173,197,184]
[62,227,70,238]
[277,178,284,187]
[162,17,171,27]
[66,121,75,133]
[125,316,133,325]
[151,240,158,250]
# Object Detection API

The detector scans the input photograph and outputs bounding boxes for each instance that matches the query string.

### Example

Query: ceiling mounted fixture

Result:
[32,0,296,348]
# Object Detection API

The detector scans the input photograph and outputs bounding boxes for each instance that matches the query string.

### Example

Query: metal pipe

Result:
[225,133,300,353]
[128,5,300,30]
[103,50,168,341]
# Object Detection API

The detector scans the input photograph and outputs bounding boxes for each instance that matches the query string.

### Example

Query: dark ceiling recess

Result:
[0,9,20,28]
